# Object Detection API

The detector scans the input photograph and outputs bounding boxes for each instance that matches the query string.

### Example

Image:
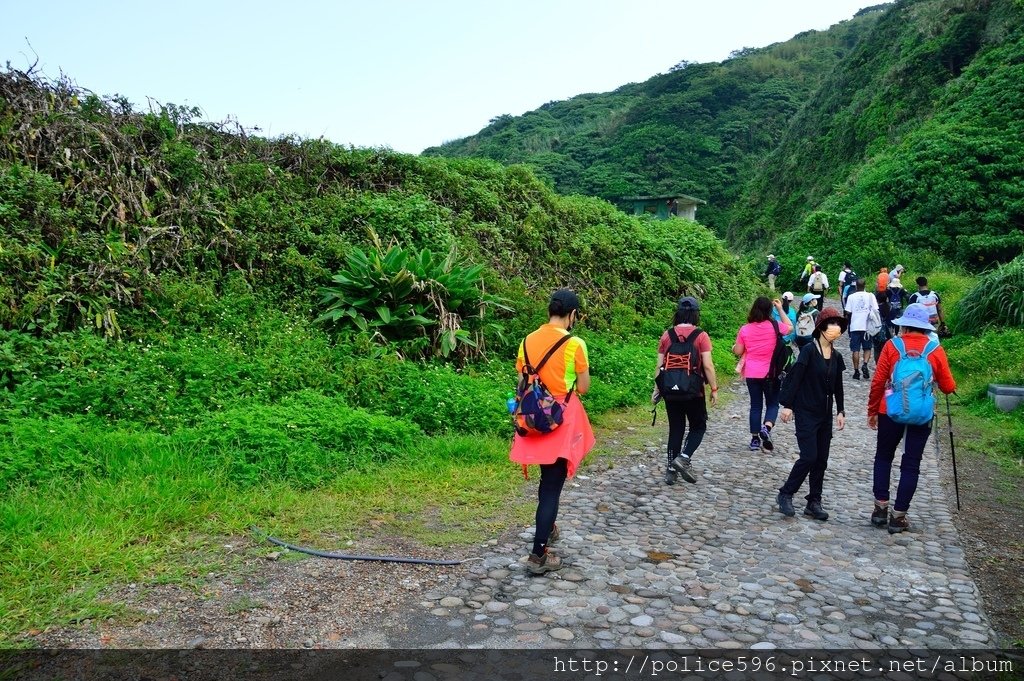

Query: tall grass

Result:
[951,255,1024,333]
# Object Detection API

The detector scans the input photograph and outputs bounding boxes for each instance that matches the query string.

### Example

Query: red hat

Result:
[814,307,848,336]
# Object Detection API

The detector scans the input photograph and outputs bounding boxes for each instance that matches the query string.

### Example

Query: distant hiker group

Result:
[508,271,956,574]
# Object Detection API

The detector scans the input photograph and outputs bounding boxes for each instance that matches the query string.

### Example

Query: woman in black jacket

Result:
[775,308,847,521]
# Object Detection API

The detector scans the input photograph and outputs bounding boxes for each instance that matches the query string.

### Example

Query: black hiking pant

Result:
[665,397,708,460]
[779,411,833,502]
[532,458,568,556]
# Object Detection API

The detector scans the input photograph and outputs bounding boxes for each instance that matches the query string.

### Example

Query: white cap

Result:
[806,255,814,261]
[767,254,775,259]
[782,291,794,301]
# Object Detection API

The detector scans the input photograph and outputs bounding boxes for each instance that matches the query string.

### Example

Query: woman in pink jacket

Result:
[733,296,792,452]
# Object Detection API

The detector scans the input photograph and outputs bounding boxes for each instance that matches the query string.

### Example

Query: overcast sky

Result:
[4,1,877,153]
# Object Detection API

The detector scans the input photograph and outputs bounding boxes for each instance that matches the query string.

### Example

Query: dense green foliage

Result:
[425,12,883,230]
[734,0,1024,270]
[0,68,760,491]
[0,68,755,342]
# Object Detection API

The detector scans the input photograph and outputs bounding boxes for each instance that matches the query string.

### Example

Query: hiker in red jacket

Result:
[867,303,956,534]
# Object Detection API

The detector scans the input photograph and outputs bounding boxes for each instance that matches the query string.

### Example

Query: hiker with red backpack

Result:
[776,308,848,521]
[653,296,719,486]
[509,289,594,574]
[733,297,792,453]
[867,303,956,534]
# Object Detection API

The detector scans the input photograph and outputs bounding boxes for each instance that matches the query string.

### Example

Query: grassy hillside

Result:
[424,9,885,230]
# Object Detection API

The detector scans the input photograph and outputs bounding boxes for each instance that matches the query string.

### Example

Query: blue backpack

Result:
[885,337,939,425]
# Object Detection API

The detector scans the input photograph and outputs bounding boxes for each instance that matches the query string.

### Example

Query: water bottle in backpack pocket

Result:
[885,337,940,425]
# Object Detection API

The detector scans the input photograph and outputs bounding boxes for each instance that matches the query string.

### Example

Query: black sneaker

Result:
[871,504,888,527]
[777,492,795,517]
[671,455,697,483]
[749,436,761,451]
[853,370,861,380]
[862,366,871,379]
[664,466,677,485]
[888,513,910,534]
[758,426,774,452]
[804,500,829,521]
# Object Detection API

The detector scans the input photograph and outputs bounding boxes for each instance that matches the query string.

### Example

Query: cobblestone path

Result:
[384,341,998,650]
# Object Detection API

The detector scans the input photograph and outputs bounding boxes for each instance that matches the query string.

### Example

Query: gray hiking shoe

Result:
[664,466,677,485]
[671,456,697,483]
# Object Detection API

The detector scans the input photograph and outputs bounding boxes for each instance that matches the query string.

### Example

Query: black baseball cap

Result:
[677,296,700,310]
[549,288,580,313]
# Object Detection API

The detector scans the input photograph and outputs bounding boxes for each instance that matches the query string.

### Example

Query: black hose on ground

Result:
[250,526,467,566]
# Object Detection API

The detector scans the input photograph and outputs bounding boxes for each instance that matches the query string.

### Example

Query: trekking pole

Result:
[945,393,961,511]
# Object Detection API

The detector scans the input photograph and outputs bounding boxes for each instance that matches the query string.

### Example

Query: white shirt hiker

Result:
[807,271,829,293]
[845,290,879,331]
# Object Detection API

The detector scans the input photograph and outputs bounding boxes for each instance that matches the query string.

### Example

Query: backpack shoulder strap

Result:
[891,336,907,359]
[671,326,704,344]
[922,338,940,357]
[532,333,572,374]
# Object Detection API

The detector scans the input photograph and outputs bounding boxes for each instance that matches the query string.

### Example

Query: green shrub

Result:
[189,391,421,488]
[317,238,509,360]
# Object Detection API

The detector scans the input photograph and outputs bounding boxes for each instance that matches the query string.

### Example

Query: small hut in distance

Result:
[620,193,706,221]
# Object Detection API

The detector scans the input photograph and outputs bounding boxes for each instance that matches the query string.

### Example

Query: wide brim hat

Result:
[892,303,935,331]
[814,307,848,335]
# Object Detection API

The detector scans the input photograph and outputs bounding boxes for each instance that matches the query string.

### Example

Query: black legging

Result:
[532,458,568,556]
[665,397,708,460]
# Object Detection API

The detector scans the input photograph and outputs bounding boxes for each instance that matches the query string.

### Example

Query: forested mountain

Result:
[735,0,1024,271]
[426,0,1024,273]
[424,7,887,230]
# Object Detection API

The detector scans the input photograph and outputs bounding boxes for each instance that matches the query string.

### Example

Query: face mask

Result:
[821,325,842,343]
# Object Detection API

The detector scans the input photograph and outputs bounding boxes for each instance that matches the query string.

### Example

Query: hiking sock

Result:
[891,510,907,518]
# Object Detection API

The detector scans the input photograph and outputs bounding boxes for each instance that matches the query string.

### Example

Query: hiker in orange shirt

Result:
[509,289,594,574]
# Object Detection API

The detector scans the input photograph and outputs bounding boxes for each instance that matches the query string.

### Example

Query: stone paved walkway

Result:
[384,341,998,649]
